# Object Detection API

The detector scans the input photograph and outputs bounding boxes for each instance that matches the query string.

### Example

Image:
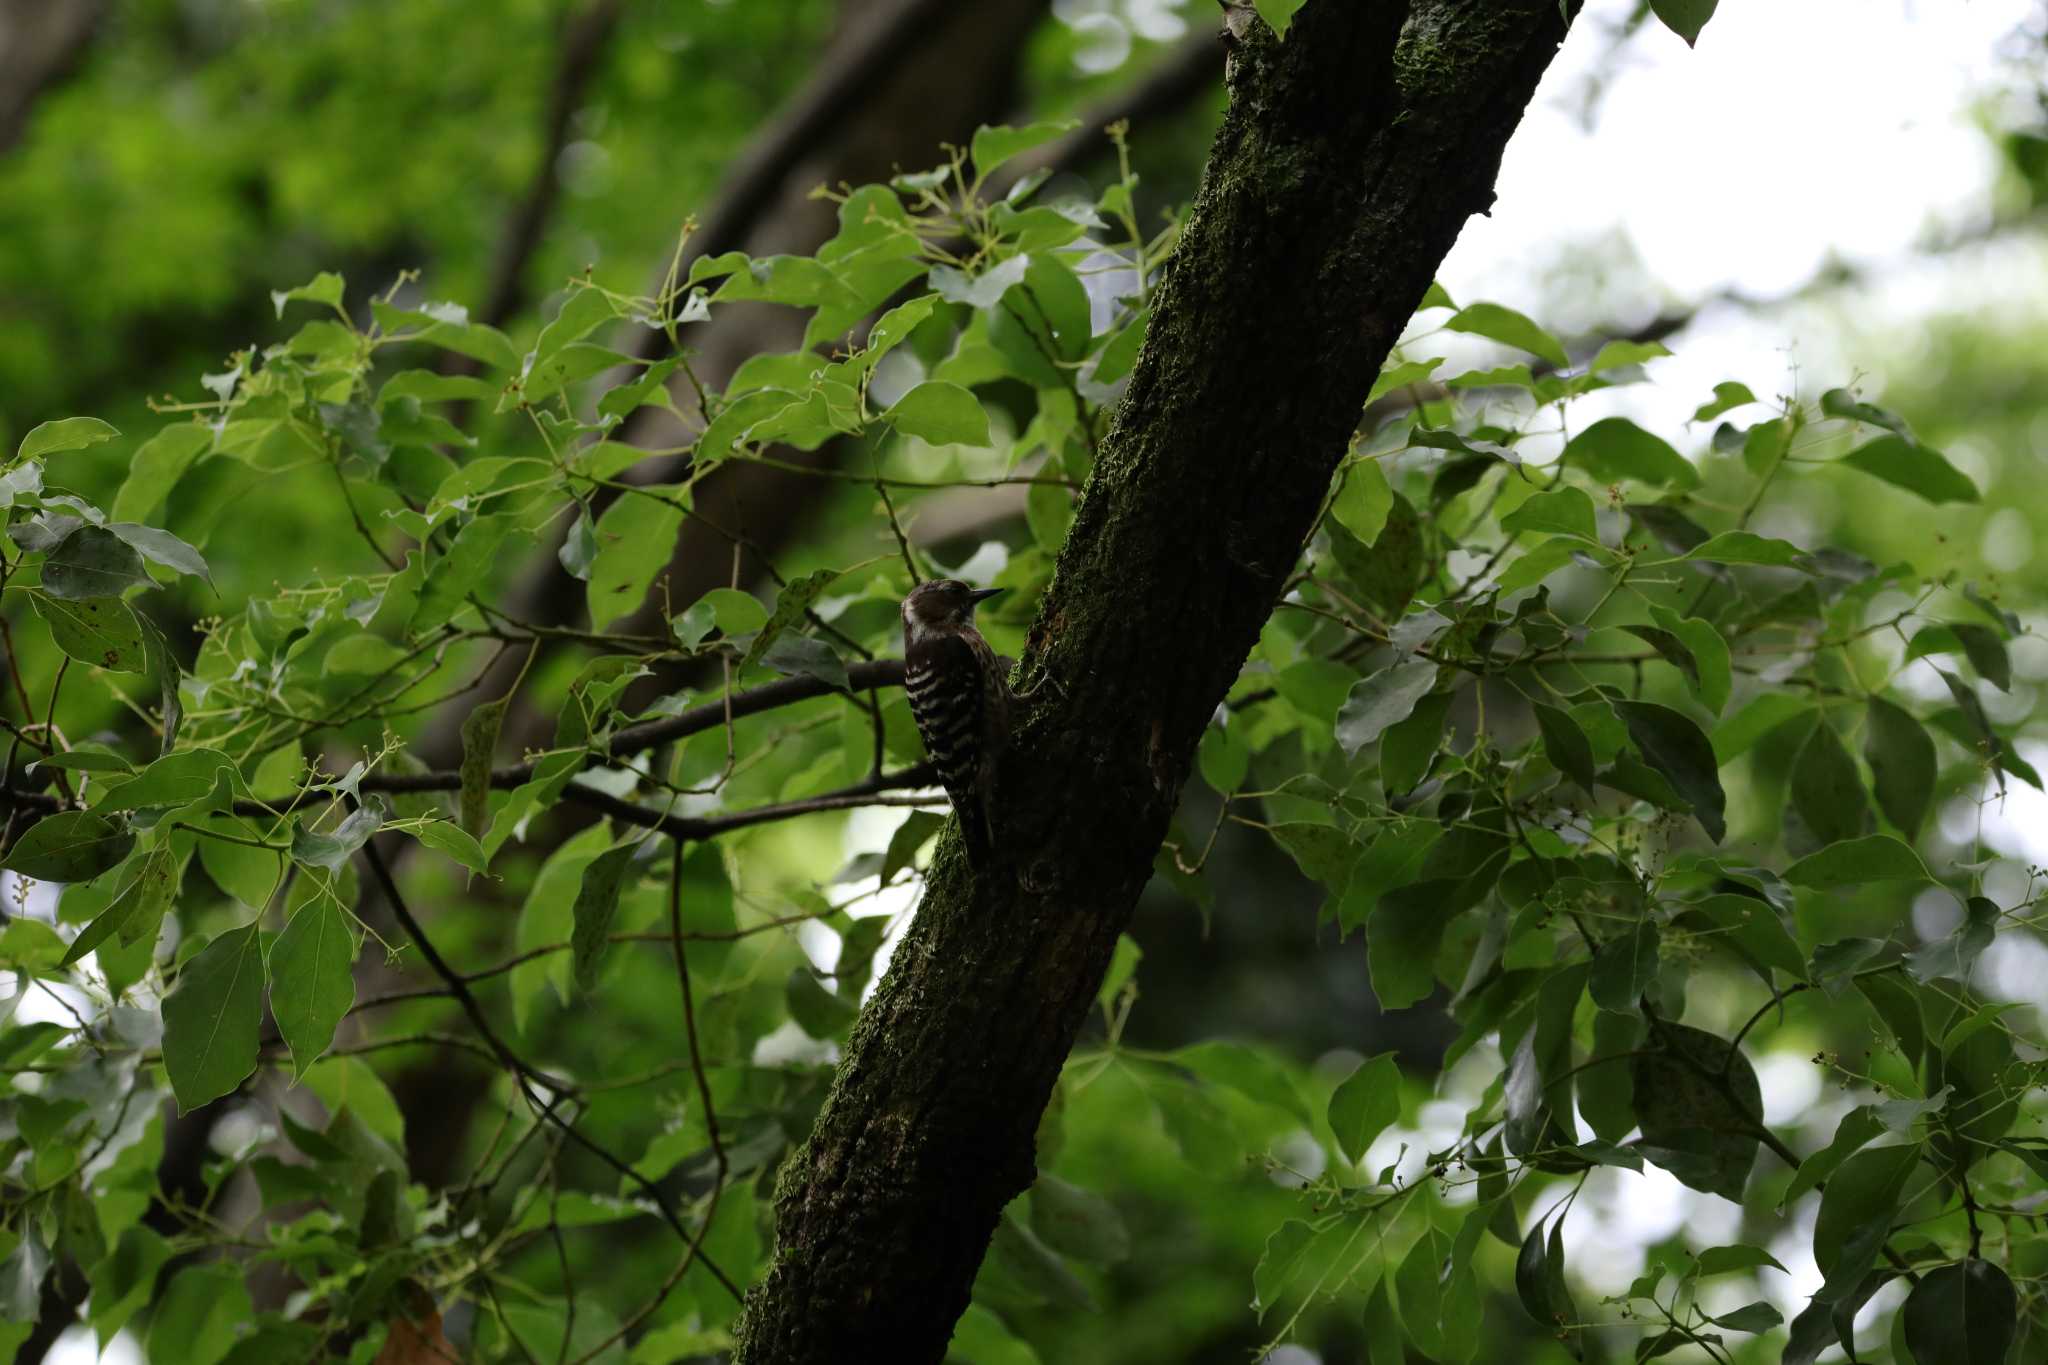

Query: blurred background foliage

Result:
[4,2,2048,1363]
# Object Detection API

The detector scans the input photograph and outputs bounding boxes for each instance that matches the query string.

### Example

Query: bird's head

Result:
[902,579,1003,637]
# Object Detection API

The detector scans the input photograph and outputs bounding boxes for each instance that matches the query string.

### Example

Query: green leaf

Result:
[1534,702,1597,792]
[1683,530,1810,567]
[1695,1243,1788,1276]
[701,586,767,635]
[1620,624,1700,692]
[1616,700,1725,841]
[1812,1142,1919,1300]
[1445,302,1567,367]
[1951,622,2011,691]
[1863,698,1935,836]
[1631,1023,1761,1200]
[1712,692,1810,764]
[947,1304,1041,1365]
[1501,486,1599,542]
[587,485,685,632]
[1380,689,1452,794]
[1683,894,1806,981]
[96,747,235,812]
[112,423,210,524]
[60,843,177,967]
[291,803,383,871]
[1331,459,1394,545]
[1174,1040,1311,1123]
[1335,661,1438,758]
[1588,339,1671,373]
[86,1225,173,1349]
[1837,434,1978,504]
[1198,722,1249,794]
[413,513,510,632]
[270,270,345,316]
[1712,1301,1781,1333]
[107,522,211,585]
[1325,489,1426,614]
[969,120,1078,180]
[147,1262,253,1365]
[411,820,489,874]
[161,922,264,1111]
[1563,417,1698,488]
[1650,607,1730,714]
[5,810,133,883]
[268,896,356,1079]
[1784,834,1931,888]
[459,698,507,837]
[787,967,858,1039]
[18,416,119,462]
[887,380,990,446]
[738,568,842,676]
[1790,715,1870,846]
[1505,962,1586,1156]
[1395,1221,1455,1356]
[33,594,147,672]
[1900,1259,2016,1365]
[1693,381,1757,422]
[1328,1053,1400,1166]
[40,525,151,600]
[570,843,638,993]
[1030,1173,1129,1266]
[1590,920,1660,1012]
[1650,0,1719,46]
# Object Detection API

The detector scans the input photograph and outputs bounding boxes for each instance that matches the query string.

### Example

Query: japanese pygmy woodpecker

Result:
[901,579,1009,863]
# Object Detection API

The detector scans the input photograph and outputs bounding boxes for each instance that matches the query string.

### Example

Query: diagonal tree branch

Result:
[730,3,1586,1358]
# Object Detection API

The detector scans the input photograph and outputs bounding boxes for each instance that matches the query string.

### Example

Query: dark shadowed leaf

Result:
[1563,417,1697,487]
[1790,714,1870,846]
[1336,661,1439,758]
[1590,920,1660,1012]
[1616,700,1724,841]
[1534,701,1597,793]
[1812,1142,1919,1301]
[1838,434,1978,504]
[1863,698,1935,836]
[1784,834,1930,888]
[269,896,356,1078]
[1631,1023,1760,1200]
[41,526,152,601]
[1650,0,1719,46]
[569,843,638,993]
[1901,1259,2016,1365]
[4,811,133,883]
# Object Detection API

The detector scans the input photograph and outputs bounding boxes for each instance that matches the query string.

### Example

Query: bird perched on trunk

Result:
[901,578,1010,865]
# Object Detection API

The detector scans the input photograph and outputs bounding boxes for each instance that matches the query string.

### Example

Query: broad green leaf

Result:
[1650,0,1719,46]
[1650,607,1730,714]
[33,594,145,672]
[947,1304,1041,1365]
[1505,962,1586,1156]
[41,526,151,600]
[1198,722,1249,794]
[1838,434,1978,505]
[5,810,133,883]
[1812,1142,1919,1300]
[459,698,507,836]
[270,270,345,316]
[18,416,119,462]
[787,967,858,1039]
[1395,1221,1455,1357]
[60,843,177,967]
[1900,1259,2016,1365]
[1563,417,1698,488]
[106,523,211,585]
[86,1225,173,1349]
[1683,894,1806,981]
[1328,1053,1400,1166]
[1683,530,1810,567]
[887,380,990,446]
[1695,1243,1788,1276]
[1030,1173,1129,1266]
[1325,489,1426,614]
[113,424,211,523]
[1616,700,1725,841]
[1588,338,1671,372]
[1534,701,1596,792]
[1620,623,1700,692]
[969,120,1078,181]
[1331,459,1394,545]
[269,896,356,1078]
[96,747,235,812]
[413,514,510,632]
[146,1262,252,1365]
[1861,697,1934,836]
[701,586,768,635]
[161,923,264,1111]
[411,820,489,875]
[586,487,684,631]
[1268,823,1357,895]
[1784,835,1930,888]
[1445,302,1567,367]
[738,568,841,675]
[1590,919,1659,1012]
[1632,1023,1761,1201]
[511,823,612,1032]
[1790,715,1870,846]
[1713,691,1809,763]
[1500,486,1598,543]
[1693,381,1757,423]
[1335,661,1438,758]
[1380,689,1452,794]
[570,843,638,993]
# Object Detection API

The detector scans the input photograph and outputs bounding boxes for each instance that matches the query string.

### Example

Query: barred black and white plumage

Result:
[901,579,1009,864]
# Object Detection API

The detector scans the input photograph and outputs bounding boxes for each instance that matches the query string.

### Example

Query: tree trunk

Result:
[731,2,1581,1360]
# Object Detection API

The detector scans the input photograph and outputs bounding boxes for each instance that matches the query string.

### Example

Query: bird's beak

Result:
[967,587,1005,607]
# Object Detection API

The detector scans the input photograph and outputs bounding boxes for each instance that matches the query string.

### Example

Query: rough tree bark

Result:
[731,2,1581,1360]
